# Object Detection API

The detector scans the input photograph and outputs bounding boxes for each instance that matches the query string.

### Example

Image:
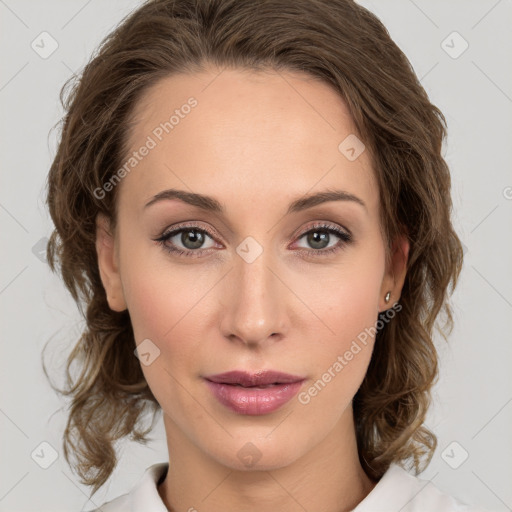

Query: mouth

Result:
[204,370,305,415]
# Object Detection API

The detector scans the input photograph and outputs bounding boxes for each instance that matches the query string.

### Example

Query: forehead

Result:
[120,67,377,215]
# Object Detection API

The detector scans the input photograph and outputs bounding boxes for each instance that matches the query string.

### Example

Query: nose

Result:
[219,249,288,348]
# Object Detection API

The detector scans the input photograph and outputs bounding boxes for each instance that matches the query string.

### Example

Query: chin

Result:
[207,432,307,472]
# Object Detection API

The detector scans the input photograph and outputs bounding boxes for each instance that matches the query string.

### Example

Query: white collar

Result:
[95,461,480,511]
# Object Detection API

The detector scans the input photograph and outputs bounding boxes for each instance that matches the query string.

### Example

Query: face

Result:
[96,67,408,472]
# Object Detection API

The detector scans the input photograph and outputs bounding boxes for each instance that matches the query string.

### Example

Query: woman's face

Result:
[96,67,408,471]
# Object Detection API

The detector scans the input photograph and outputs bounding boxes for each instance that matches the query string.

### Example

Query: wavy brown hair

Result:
[44,0,464,496]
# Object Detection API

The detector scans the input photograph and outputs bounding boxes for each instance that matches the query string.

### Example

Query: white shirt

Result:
[88,462,488,512]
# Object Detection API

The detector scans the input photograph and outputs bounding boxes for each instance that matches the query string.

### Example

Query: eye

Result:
[292,222,353,256]
[154,223,219,257]
[153,221,353,259]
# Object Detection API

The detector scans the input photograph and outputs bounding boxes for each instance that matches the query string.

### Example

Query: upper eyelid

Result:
[160,223,217,242]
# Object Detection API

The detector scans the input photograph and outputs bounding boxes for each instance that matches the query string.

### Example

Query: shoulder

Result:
[353,463,490,512]
[84,462,169,512]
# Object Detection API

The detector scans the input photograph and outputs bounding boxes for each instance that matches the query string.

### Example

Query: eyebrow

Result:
[144,188,367,214]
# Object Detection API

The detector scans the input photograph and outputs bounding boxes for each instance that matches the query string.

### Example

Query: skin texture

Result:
[96,67,409,512]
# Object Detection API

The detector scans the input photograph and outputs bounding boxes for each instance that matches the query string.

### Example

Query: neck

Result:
[158,407,377,512]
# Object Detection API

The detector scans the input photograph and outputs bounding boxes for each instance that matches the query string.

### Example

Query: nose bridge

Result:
[221,242,285,345]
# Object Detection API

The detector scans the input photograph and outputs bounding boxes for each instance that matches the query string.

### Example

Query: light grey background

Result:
[1,0,511,511]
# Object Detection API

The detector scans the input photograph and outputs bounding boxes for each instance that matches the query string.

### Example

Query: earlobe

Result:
[379,233,410,312]
[95,213,127,312]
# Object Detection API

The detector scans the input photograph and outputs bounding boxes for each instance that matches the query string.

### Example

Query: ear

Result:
[95,213,127,312]
[379,232,409,312]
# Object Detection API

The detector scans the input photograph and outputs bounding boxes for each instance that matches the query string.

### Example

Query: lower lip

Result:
[205,380,304,415]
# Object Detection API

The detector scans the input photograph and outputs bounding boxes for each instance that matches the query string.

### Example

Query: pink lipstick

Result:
[204,370,305,415]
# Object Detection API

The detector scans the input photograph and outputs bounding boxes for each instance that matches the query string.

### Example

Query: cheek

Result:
[119,235,194,340]
[120,250,217,372]
[299,288,379,414]
[121,265,203,408]
[303,250,384,393]
[123,273,175,342]
[317,249,384,340]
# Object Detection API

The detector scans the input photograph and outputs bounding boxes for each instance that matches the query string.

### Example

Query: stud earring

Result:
[385,291,391,303]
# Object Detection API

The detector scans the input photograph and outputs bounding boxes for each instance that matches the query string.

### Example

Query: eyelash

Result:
[153,222,353,258]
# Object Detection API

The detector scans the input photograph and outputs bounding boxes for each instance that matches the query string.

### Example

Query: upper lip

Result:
[204,370,305,387]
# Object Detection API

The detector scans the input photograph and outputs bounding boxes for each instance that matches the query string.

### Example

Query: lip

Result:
[205,370,305,386]
[204,370,305,415]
